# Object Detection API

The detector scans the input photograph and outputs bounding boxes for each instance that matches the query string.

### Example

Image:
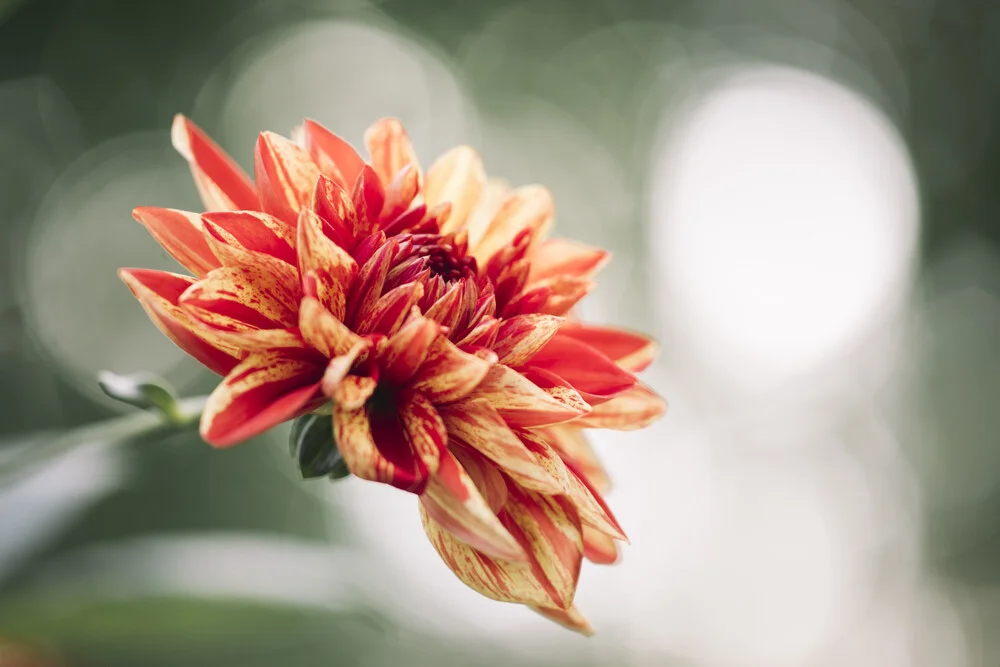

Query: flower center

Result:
[407,234,478,282]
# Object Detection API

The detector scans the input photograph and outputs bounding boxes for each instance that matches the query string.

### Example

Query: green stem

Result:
[0,396,208,487]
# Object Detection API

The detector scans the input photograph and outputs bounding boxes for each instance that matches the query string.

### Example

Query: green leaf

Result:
[98,371,182,423]
[289,412,351,480]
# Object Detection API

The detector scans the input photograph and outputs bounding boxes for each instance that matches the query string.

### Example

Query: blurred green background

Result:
[2,0,1000,665]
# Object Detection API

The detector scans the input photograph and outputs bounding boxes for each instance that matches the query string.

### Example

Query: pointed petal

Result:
[534,275,594,316]
[574,383,667,430]
[439,399,560,492]
[201,210,297,266]
[297,209,358,320]
[356,281,424,336]
[528,335,636,405]
[381,163,421,221]
[583,526,620,565]
[472,185,554,264]
[425,146,486,234]
[364,117,421,188]
[521,431,625,540]
[543,426,611,493]
[531,605,594,636]
[302,119,365,189]
[380,315,440,386]
[493,314,564,367]
[410,337,496,403]
[180,263,301,331]
[132,207,219,276]
[421,447,525,561]
[118,268,240,375]
[200,349,324,447]
[351,166,386,238]
[171,115,258,211]
[345,236,394,327]
[255,131,321,224]
[517,366,591,416]
[556,322,658,373]
[527,238,609,283]
[466,365,587,427]
[310,175,356,248]
[421,486,582,609]
[299,295,362,359]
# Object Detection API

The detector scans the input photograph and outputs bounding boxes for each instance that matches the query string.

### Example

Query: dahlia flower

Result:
[119,114,666,634]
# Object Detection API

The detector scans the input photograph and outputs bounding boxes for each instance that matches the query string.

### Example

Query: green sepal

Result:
[289,411,351,480]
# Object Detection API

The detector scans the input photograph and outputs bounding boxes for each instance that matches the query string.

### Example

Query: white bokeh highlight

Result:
[649,65,919,385]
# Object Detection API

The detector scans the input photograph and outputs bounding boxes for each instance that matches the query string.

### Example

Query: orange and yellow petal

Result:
[200,349,325,447]
[425,146,486,234]
[556,321,658,373]
[466,364,587,428]
[421,447,525,561]
[118,268,240,376]
[132,207,219,277]
[255,131,321,224]
[573,383,667,430]
[421,485,582,609]
[171,114,258,212]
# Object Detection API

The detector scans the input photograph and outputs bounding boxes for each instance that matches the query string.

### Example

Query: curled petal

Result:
[556,322,657,373]
[200,349,325,447]
[573,383,667,430]
[118,268,239,375]
[335,399,434,493]
[329,374,378,411]
[582,526,619,565]
[493,314,564,367]
[527,238,609,283]
[528,335,636,405]
[421,447,525,561]
[439,399,560,492]
[171,114,258,211]
[132,207,218,276]
[255,131,321,224]
[180,263,301,331]
[472,185,554,264]
[421,486,582,609]
[201,210,297,266]
[531,605,594,636]
[364,117,421,188]
[320,341,370,400]
[425,146,486,234]
[399,390,447,480]
[302,119,365,189]
[380,315,439,386]
[410,337,496,404]
[299,295,362,359]
[297,209,358,320]
[466,365,587,428]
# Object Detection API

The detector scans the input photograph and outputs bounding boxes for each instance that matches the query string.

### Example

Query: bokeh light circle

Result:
[649,65,919,385]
